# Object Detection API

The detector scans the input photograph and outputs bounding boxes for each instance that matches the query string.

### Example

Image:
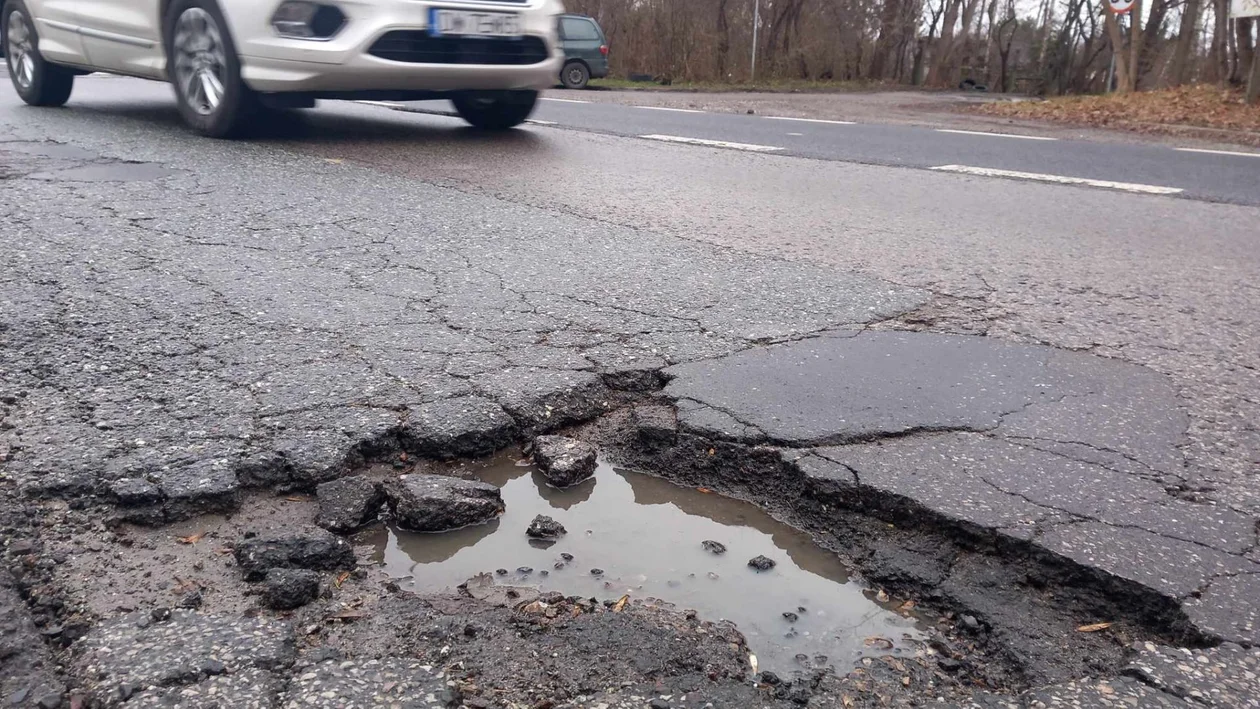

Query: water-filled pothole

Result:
[370,452,925,672]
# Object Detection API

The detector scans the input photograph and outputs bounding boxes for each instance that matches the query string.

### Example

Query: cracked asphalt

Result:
[2,75,1260,708]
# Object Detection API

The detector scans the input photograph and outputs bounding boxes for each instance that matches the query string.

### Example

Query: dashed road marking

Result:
[356,100,406,109]
[636,106,703,113]
[930,165,1183,195]
[786,132,804,136]
[936,129,1056,141]
[640,134,782,153]
[765,116,856,125]
[540,97,589,103]
[526,119,557,125]
[1176,147,1260,158]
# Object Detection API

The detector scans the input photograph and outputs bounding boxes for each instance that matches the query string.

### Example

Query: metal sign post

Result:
[751,0,760,82]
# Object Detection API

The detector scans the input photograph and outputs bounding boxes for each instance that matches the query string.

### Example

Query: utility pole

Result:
[751,0,760,82]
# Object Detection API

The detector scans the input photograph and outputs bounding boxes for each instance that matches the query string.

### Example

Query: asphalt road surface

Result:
[3,73,1260,708]
[418,94,1258,205]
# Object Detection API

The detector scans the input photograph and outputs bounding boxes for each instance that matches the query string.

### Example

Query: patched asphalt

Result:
[665,331,1260,645]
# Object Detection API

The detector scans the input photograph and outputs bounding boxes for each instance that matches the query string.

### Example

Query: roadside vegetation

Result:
[567,0,1258,100]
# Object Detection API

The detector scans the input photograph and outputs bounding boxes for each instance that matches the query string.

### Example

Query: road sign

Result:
[1232,0,1260,18]
[1108,0,1135,13]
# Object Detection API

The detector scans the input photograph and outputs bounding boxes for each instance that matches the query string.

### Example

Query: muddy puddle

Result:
[369,452,925,673]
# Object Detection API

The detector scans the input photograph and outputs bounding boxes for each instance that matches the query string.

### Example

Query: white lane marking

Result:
[1176,147,1260,158]
[540,97,589,104]
[356,100,406,109]
[930,165,1182,195]
[786,132,804,136]
[88,72,113,78]
[640,134,782,152]
[765,116,856,125]
[936,128,1057,141]
[526,119,557,125]
[636,106,703,113]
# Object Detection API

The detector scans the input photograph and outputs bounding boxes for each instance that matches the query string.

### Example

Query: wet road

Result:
[413,94,1260,205]
[5,74,1259,512]
[4,74,1260,706]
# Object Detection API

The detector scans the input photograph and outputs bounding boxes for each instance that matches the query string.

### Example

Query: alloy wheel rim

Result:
[172,8,227,116]
[6,10,36,90]
[568,67,583,85]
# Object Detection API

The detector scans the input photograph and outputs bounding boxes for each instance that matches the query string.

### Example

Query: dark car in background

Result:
[558,14,608,89]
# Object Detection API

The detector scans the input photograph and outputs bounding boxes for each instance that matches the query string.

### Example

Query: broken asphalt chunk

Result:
[526,514,566,538]
[384,473,504,532]
[263,568,321,610]
[748,555,777,571]
[315,475,385,533]
[233,526,356,582]
[532,435,597,487]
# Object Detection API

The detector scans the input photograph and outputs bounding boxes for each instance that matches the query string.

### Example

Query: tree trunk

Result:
[1127,0,1143,91]
[1105,7,1132,93]
[870,0,905,80]
[1211,0,1231,82]
[1134,0,1170,88]
[929,0,963,85]
[1249,43,1260,103]
[716,0,730,79]
[1236,18,1257,85]
[1170,0,1201,85]
[956,0,983,82]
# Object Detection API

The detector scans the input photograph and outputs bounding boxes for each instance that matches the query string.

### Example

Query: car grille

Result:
[368,33,549,65]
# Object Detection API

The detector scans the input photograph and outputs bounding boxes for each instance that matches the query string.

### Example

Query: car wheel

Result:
[2,0,74,106]
[451,90,538,130]
[164,0,258,138]
[561,61,589,90]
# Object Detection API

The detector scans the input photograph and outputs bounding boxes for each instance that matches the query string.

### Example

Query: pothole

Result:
[368,450,926,674]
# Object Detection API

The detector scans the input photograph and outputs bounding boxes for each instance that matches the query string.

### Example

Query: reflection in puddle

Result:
[370,452,924,672]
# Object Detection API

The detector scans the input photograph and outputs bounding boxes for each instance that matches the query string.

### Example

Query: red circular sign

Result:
[1109,0,1135,14]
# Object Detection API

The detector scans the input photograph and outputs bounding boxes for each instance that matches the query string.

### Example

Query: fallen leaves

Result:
[1077,621,1113,633]
[875,589,889,603]
[863,636,894,650]
[697,487,713,494]
[176,531,207,545]
[976,86,1260,141]
[329,610,367,622]
[334,572,351,588]
[284,496,305,503]
[172,577,201,594]
[611,594,629,612]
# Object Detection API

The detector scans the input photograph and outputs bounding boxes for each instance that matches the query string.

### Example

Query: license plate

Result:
[429,9,522,38]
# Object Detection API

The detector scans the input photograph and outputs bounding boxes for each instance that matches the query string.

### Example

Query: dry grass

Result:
[977,86,1260,140]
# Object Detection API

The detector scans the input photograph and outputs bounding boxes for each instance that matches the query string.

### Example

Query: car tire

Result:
[451,90,538,130]
[163,0,259,138]
[2,0,74,107]
[561,61,589,90]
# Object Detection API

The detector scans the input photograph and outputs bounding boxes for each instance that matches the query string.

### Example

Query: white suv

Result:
[2,0,564,137]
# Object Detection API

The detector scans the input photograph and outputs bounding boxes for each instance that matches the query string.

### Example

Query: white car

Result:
[2,0,564,137]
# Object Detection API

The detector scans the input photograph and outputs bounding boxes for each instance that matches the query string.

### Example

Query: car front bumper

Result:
[226,0,564,94]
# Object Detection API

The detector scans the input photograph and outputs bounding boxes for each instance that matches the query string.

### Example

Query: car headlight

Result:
[271,1,346,40]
